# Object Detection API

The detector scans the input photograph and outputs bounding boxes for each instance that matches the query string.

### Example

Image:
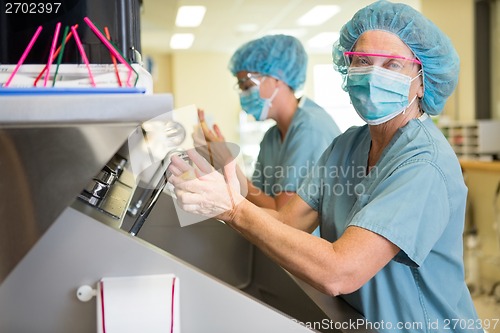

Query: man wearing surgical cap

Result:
[169,1,482,331]
[196,34,341,236]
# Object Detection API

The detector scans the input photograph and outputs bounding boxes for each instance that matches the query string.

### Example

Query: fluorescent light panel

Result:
[236,23,259,33]
[307,32,340,49]
[266,29,307,38]
[170,33,195,49]
[175,6,206,27]
[297,5,340,26]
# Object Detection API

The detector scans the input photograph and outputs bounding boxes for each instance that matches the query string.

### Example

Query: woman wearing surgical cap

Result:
[196,34,341,235]
[170,1,482,331]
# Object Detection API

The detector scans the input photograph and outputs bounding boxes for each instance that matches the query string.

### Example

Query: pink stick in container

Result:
[44,22,62,87]
[33,24,78,87]
[4,26,43,87]
[83,17,135,87]
[71,25,96,87]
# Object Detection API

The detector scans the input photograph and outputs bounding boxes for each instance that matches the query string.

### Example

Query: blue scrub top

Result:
[252,97,341,197]
[297,114,482,332]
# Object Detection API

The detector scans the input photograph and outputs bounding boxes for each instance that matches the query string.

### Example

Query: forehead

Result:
[353,30,414,58]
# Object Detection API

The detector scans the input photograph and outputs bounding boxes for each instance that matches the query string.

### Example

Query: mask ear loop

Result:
[403,69,424,115]
[402,94,419,115]
[414,66,425,104]
[259,87,279,120]
[410,69,423,83]
[268,86,279,105]
[415,69,425,114]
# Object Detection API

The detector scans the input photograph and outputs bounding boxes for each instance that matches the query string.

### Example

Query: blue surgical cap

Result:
[228,34,307,93]
[332,0,460,115]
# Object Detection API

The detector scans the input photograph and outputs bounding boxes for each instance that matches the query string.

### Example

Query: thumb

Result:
[223,159,241,193]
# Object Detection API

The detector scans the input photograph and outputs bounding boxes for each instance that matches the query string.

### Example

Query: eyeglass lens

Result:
[236,74,262,92]
[345,52,420,74]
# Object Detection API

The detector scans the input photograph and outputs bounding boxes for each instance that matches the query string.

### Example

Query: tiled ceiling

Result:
[140,0,421,54]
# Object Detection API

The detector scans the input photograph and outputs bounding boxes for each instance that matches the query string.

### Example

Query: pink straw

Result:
[44,22,62,87]
[71,26,96,87]
[33,24,78,87]
[83,17,135,87]
[3,26,43,87]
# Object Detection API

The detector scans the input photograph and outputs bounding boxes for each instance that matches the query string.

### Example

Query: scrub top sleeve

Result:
[297,142,335,211]
[251,156,265,191]
[349,161,451,267]
[277,123,332,193]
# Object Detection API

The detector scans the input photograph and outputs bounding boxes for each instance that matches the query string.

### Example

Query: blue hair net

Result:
[228,34,307,92]
[332,0,460,115]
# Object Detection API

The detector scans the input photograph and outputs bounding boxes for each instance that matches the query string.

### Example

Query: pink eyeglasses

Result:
[344,51,422,74]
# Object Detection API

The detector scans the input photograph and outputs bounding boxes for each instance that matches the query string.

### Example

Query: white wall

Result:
[170,52,240,144]
[421,0,475,122]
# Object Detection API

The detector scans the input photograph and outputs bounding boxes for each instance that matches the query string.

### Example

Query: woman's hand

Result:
[167,148,244,222]
[192,109,225,145]
[192,108,238,171]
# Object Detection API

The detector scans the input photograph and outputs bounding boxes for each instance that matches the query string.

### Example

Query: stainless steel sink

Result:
[0,93,173,283]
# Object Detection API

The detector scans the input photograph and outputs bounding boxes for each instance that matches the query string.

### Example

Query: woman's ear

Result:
[417,76,424,99]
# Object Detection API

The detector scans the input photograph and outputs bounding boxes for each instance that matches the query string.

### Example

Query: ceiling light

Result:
[236,24,259,33]
[306,32,340,50]
[175,6,206,27]
[266,29,307,38]
[297,5,340,26]
[170,33,195,49]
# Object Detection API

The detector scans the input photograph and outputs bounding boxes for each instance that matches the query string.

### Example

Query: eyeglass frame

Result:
[344,51,422,65]
[234,73,265,93]
[343,51,422,75]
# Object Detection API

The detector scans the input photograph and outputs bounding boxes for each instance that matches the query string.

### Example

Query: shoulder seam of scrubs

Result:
[414,118,437,161]
[385,115,433,165]
[394,158,452,214]
[402,120,454,213]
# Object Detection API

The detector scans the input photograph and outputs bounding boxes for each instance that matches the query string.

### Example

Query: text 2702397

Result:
[4,2,61,14]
